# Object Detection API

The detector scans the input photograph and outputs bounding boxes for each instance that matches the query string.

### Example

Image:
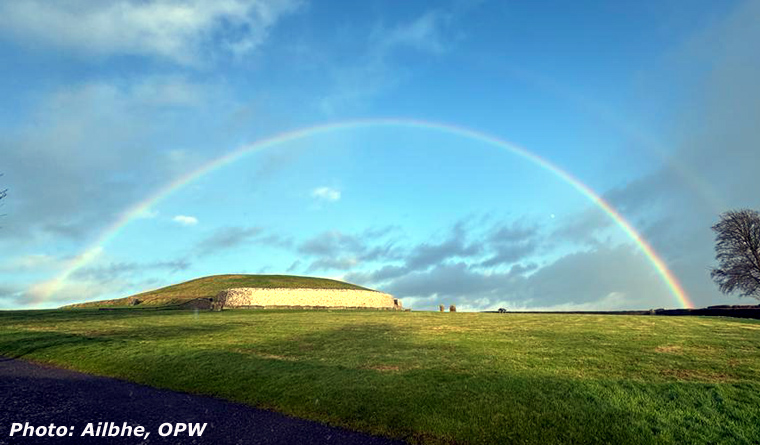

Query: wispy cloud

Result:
[311,186,341,202]
[314,216,679,312]
[0,0,303,65]
[0,254,60,272]
[373,11,452,55]
[376,244,665,312]
[193,226,292,256]
[0,78,229,244]
[72,259,191,283]
[194,226,262,255]
[297,226,402,273]
[315,7,468,115]
[173,215,198,226]
[130,76,213,107]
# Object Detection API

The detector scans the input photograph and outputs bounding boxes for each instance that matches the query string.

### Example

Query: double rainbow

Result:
[31,118,693,308]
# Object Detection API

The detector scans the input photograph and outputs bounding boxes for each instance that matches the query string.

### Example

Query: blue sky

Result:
[1,0,759,311]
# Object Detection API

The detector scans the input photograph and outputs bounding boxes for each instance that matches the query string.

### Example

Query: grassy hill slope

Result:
[63,274,373,309]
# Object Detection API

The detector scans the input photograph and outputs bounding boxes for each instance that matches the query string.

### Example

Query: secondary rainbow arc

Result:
[31,118,694,308]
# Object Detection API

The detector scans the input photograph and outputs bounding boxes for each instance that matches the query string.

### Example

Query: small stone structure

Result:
[215,288,402,310]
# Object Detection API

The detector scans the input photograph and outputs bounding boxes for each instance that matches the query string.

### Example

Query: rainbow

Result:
[30,118,694,308]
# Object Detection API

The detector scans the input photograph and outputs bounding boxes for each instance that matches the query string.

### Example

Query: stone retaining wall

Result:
[216,288,401,310]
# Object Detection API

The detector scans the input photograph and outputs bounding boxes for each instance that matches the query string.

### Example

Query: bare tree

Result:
[711,209,760,300]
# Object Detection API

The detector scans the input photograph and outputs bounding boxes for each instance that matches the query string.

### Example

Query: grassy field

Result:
[1,310,759,444]
[63,274,372,308]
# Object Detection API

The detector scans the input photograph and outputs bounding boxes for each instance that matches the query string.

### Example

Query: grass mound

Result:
[63,274,372,309]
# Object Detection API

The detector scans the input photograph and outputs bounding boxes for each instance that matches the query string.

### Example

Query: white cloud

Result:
[173,215,199,226]
[311,186,341,202]
[0,0,302,65]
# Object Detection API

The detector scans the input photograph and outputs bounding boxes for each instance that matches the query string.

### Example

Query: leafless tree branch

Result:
[710,209,760,300]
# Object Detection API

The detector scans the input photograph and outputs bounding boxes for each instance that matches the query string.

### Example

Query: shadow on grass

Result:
[232,322,760,444]
[0,311,239,360]
[36,321,754,444]
[0,308,200,322]
[2,313,759,444]
[0,331,114,360]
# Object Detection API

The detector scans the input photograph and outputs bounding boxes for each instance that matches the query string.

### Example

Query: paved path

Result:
[0,357,405,445]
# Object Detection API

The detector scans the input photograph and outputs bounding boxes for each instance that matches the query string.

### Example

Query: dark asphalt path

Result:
[0,357,406,445]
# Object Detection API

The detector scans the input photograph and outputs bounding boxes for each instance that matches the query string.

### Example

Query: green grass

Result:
[63,274,373,308]
[1,310,759,444]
